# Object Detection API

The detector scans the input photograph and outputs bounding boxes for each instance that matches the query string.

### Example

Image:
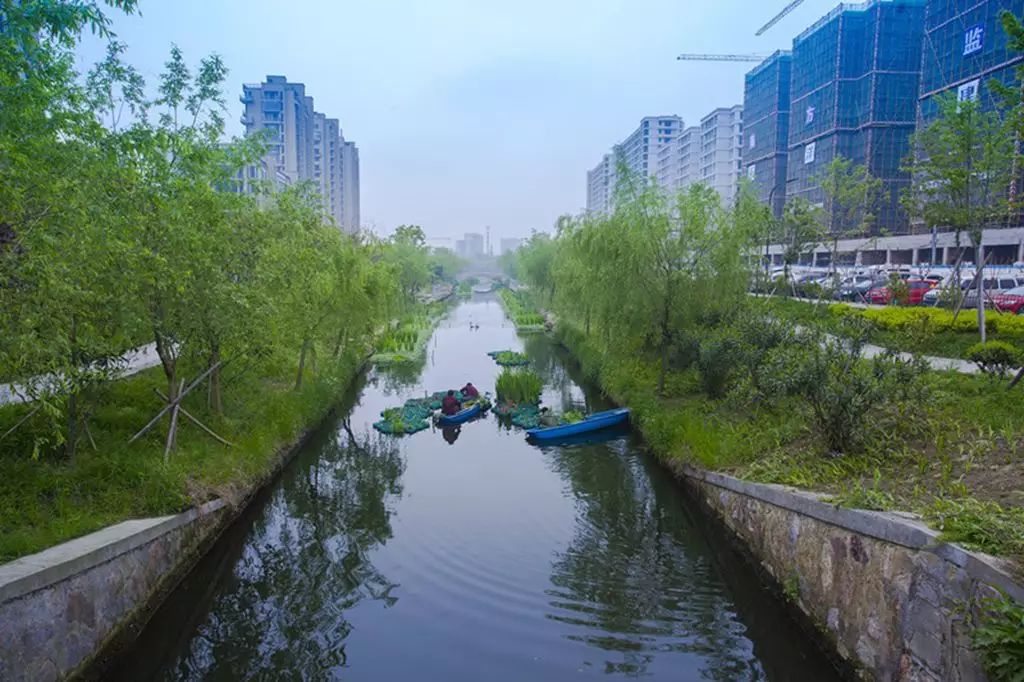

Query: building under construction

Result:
[786,0,926,239]
[919,0,1024,121]
[742,50,793,219]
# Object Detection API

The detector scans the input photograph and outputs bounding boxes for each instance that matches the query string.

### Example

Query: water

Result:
[112,297,844,682]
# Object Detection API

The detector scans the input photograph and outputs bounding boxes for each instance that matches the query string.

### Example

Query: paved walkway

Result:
[0,344,162,406]
[752,294,979,375]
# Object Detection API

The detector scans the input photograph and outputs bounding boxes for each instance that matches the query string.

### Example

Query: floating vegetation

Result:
[487,350,530,367]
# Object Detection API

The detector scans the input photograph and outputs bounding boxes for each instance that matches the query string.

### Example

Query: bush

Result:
[697,336,738,399]
[966,342,1023,379]
[668,330,701,371]
[788,326,929,453]
[733,312,795,399]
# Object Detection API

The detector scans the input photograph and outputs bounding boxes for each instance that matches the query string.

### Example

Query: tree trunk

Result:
[66,314,79,463]
[295,338,310,390]
[310,343,318,382]
[209,344,223,415]
[155,330,178,403]
[978,245,986,344]
[657,304,671,396]
[332,328,345,359]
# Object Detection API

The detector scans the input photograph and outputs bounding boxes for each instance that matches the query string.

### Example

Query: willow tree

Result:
[604,166,754,394]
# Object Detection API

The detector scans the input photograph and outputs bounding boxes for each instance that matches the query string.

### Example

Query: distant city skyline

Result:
[75,0,830,238]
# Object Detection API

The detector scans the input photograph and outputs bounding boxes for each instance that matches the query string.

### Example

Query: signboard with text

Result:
[964,23,984,56]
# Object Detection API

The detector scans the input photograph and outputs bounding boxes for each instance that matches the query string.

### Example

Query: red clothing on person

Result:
[461,384,480,398]
[441,395,462,415]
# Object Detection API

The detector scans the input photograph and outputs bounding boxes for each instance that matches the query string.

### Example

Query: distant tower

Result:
[485,226,491,256]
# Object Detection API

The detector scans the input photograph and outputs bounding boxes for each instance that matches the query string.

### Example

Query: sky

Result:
[77,0,835,243]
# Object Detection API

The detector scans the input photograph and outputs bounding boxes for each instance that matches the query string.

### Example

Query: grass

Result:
[0,348,365,563]
[555,322,1024,561]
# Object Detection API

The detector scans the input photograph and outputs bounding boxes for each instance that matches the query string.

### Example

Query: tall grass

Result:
[495,368,543,404]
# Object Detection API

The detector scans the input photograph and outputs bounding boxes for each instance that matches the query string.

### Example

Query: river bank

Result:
[551,321,1024,681]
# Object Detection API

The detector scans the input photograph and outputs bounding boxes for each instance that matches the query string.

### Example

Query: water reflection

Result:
[441,425,461,445]
[155,427,405,681]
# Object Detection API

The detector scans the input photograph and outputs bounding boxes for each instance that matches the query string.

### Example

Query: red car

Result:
[867,279,936,306]
[994,286,1024,314]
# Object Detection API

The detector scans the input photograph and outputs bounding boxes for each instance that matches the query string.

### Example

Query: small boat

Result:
[437,401,485,425]
[526,408,630,441]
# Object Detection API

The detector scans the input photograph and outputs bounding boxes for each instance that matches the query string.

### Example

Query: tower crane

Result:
[676,53,770,63]
[756,0,809,36]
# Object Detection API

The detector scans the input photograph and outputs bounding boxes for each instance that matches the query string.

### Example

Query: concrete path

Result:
[0,344,163,407]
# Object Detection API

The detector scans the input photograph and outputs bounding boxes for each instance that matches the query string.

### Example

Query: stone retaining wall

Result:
[680,466,1024,682]
[0,501,227,681]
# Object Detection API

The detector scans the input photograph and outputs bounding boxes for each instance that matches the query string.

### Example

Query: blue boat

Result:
[437,402,484,425]
[526,408,630,441]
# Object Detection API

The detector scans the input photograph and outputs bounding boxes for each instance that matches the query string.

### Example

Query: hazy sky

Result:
[78,0,833,242]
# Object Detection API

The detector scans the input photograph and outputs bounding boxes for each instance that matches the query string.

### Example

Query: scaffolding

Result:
[919,0,1024,121]
[787,0,926,235]
[743,51,793,217]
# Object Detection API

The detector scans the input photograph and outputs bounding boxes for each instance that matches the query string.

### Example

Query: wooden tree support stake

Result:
[155,388,235,447]
[164,379,184,462]
[129,359,226,445]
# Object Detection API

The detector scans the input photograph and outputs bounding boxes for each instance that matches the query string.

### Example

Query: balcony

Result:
[240,90,254,104]
[240,114,254,127]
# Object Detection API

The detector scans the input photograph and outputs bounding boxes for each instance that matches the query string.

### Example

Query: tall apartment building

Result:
[242,76,361,234]
[340,141,360,233]
[787,0,925,236]
[919,0,1024,121]
[241,76,315,184]
[677,126,703,189]
[586,154,614,213]
[699,106,744,206]
[313,114,344,227]
[585,116,682,212]
[743,51,792,218]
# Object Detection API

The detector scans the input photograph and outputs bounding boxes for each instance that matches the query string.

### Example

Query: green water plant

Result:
[495,368,542,405]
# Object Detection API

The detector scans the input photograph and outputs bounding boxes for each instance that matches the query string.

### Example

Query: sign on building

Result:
[804,142,816,165]
[747,164,756,180]
[964,23,984,56]
[958,79,980,103]
[806,105,815,125]
[749,133,756,149]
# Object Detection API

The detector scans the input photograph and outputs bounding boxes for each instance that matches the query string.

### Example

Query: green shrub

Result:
[787,328,929,453]
[495,368,542,404]
[966,342,1023,379]
[970,594,1024,682]
[697,336,738,399]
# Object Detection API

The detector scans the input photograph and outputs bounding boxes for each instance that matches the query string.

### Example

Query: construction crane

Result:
[756,0,808,36]
[676,53,770,63]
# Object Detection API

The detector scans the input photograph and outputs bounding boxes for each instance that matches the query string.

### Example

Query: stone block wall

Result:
[0,501,225,681]
[681,467,1023,682]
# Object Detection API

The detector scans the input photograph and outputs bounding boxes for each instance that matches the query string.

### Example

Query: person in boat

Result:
[539,407,559,427]
[461,382,480,398]
[441,390,462,416]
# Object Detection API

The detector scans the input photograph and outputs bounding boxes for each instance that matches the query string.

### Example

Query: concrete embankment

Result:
[677,465,1022,681]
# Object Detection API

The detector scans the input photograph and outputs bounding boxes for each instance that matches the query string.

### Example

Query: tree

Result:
[815,155,882,280]
[779,198,822,291]
[904,93,1013,341]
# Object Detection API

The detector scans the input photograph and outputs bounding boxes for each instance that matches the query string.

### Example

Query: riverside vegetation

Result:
[0,2,458,561]
[509,163,1024,677]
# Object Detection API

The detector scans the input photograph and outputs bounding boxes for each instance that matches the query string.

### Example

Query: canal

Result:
[112,296,844,681]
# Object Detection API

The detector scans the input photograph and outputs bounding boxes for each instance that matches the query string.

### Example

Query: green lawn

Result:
[0,350,365,563]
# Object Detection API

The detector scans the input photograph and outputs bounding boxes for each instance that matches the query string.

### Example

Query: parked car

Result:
[960,277,1024,309]
[993,285,1024,314]
[834,276,884,302]
[867,279,936,306]
[922,278,969,307]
